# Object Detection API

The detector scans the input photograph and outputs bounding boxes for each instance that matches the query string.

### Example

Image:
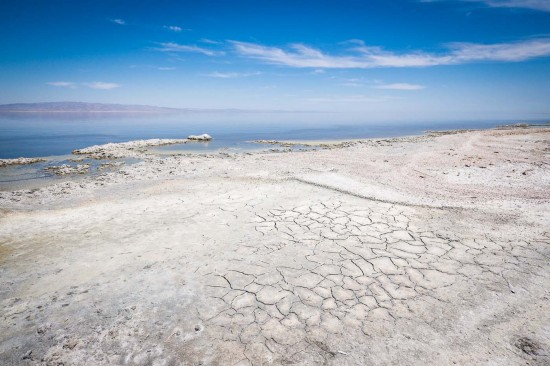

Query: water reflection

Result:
[0,111,510,159]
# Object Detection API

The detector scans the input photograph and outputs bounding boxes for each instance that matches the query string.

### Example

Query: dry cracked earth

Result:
[1,128,549,365]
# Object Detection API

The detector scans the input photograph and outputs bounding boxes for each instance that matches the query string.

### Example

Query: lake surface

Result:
[0,112,527,159]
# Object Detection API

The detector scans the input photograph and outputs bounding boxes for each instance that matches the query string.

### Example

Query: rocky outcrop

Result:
[0,157,45,167]
[188,134,212,141]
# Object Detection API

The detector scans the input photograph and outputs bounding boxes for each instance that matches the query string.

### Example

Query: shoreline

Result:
[0,126,549,365]
[1,123,548,164]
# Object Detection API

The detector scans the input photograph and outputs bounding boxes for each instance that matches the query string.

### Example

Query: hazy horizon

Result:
[0,111,518,159]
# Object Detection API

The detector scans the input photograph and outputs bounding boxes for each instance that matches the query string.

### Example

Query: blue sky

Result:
[0,0,549,120]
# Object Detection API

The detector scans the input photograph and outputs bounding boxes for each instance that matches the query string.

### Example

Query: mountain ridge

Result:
[0,102,315,113]
[0,102,182,113]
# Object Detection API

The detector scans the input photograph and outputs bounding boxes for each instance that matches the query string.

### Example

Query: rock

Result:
[21,350,32,360]
[63,339,79,350]
[515,337,541,355]
[45,164,90,176]
[0,157,45,167]
[187,134,212,141]
[73,139,189,159]
[37,323,52,335]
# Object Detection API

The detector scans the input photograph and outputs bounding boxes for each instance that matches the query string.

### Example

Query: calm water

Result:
[0,112,517,159]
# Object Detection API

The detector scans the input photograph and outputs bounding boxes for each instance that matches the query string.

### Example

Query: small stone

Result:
[515,337,541,356]
[63,340,78,350]
[22,350,32,360]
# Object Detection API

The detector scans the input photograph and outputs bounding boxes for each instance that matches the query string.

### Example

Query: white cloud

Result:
[156,42,224,56]
[340,39,367,46]
[203,71,261,78]
[306,95,394,103]
[232,41,364,68]
[111,18,126,25]
[157,67,176,71]
[200,38,222,44]
[422,0,550,11]
[445,39,550,62]
[375,83,425,90]
[164,25,183,32]
[47,81,76,88]
[471,0,550,11]
[84,82,121,90]
[341,82,365,87]
[47,81,122,90]
[231,38,550,69]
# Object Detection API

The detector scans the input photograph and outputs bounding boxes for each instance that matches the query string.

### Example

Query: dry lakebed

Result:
[0,127,549,365]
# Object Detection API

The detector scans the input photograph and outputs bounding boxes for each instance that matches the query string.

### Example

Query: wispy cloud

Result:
[375,83,425,90]
[164,25,183,32]
[156,42,224,56]
[110,18,126,25]
[444,39,550,62]
[200,38,222,45]
[231,38,550,69]
[422,0,550,11]
[47,81,76,88]
[129,64,177,71]
[84,82,121,90]
[480,0,550,11]
[341,82,365,87]
[461,0,550,11]
[203,71,261,78]
[306,95,394,103]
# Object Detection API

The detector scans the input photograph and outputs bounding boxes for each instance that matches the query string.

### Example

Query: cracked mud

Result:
[197,198,549,365]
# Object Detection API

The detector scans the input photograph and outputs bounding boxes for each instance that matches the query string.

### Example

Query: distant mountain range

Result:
[0,102,313,113]
[0,102,182,113]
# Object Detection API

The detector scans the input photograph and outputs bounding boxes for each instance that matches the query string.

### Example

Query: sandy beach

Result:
[0,127,549,365]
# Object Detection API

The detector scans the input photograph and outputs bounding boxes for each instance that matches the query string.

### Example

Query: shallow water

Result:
[0,112,518,159]
[0,155,143,191]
